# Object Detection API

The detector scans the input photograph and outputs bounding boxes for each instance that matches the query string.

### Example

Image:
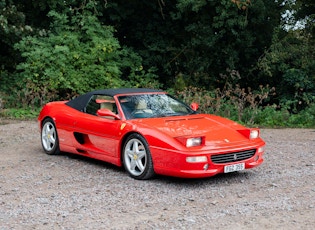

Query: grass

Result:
[0,108,40,119]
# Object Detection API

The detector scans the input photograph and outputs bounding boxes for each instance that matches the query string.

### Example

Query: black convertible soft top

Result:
[66,88,163,111]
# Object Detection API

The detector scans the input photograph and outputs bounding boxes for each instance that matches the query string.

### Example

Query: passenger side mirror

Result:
[97,109,120,120]
[190,102,199,111]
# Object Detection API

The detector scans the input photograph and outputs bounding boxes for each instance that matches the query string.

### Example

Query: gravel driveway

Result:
[0,119,314,229]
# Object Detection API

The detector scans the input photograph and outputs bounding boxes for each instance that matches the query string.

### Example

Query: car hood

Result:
[133,114,250,145]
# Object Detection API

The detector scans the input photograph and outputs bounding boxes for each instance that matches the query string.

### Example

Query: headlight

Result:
[250,130,259,139]
[237,129,260,139]
[176,136,205,147]
[186,137,202,147]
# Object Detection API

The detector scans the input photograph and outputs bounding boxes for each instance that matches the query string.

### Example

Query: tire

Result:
[122,133,155,180]
[41,118,60,155]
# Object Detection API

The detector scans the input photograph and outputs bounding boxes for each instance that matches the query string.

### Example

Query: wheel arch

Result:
[40,116,54,126]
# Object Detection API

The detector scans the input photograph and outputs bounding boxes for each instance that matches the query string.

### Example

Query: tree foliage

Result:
[0,0,34,72]
[102,0,281,89]
[294,0,315,36]
[0,0,314,122]
[12,8,159,106]
[257,27,315,112]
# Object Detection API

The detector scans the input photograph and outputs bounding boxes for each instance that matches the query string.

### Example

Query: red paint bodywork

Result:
[38,91,265,178]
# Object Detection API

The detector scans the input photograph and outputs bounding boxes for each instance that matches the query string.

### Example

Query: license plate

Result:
[224,163,245,173]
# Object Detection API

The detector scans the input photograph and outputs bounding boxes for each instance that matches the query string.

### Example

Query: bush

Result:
[11,10,160,107]
[175,81,315,128]
[175,70,275,126]
[0,107,40,119]
[253,106,290,127]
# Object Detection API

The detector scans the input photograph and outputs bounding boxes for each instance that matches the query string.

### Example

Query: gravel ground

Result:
[0,119,314,229]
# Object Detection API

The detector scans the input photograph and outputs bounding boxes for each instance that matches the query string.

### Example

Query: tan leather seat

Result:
[134,100,153,114]
[101,102,113,111]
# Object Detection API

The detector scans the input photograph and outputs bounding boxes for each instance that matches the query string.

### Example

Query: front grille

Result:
[211,149,256,164]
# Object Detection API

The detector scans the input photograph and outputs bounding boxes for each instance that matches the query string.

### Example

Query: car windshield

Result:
[118,93,195,119]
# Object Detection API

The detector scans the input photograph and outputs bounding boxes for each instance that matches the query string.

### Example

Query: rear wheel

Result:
[41,118,60,155]
[122,134,155,180]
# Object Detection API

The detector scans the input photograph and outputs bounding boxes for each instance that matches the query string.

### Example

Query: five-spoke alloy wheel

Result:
[41,118,60,155]
[122,133,155,180]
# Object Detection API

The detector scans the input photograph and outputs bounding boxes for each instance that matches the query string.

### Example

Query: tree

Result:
[102,0,281,90]
[257,28,315,112]
[0,0,33,72]
[255,0,315,112]
[294,0,315,36]
[13,9,159,106]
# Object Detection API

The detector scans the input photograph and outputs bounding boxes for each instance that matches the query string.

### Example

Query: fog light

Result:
[186,156,207,163]
[203,164,209,170]
[254,155,259,161]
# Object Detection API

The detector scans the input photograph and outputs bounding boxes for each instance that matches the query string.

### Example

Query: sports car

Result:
[38,88,265,180]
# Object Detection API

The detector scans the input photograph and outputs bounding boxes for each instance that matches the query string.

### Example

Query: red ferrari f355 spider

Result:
[38,88,265,180]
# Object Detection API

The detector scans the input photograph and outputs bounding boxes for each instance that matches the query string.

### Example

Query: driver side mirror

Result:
[190,102,199,111]
[97,109,120,120]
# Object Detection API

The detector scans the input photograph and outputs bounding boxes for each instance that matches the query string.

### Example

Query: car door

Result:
[73,95,122,158]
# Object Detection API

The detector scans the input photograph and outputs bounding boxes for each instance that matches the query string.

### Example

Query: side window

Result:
[85,95,117,116]
[96,95,117,114]
[85,95,100,115]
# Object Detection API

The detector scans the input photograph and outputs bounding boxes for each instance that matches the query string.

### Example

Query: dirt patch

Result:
[0,119,314,229]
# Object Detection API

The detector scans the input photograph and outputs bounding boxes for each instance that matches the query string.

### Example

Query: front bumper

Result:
[151,144,265,178]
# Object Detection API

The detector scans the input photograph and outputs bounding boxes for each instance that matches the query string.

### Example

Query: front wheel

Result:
[122,134,155,180]
[41,118,60,155]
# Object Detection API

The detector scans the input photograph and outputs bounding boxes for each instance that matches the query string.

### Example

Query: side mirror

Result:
[190,102,199,111]
[97,109,120,120]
